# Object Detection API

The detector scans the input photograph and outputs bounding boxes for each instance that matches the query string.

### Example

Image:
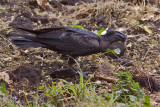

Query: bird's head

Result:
[99,30,127,58]
[100,30,127,43]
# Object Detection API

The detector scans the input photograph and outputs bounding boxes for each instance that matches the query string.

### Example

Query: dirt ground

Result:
[0,0,160,106]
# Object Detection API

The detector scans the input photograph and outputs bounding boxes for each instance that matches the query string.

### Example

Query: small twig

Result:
[120,24,139,32]
[0,16,15,28]
[142,46,151,60]
[59,96,74,101]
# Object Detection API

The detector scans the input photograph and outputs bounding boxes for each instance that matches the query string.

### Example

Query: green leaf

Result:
[39,86,45,90]
[97,27,105,35]
[144,96,151,104]
[104,94,111,99]
[133,19,140,24]
[106,49,115,53]
[143,96,151,107]
[0,91,5,96]
[132,82,140,88]
[129,95,138,102]
[46,89,49,93]
[129,22,133,25]
[118,103,126,107]
[123,89,129,92]
[67,25,72,27]
[93,54,97,60]
[130,19,139,25]
[0,83,7,95]
[68,24,88,30]
[70,85,77,97]
[52,82,56,84]
[36,12,41,15]
[113,48,121,54]
[74,24,84,29]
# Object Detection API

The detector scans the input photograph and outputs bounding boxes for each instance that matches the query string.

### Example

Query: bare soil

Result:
[0,0,160,106]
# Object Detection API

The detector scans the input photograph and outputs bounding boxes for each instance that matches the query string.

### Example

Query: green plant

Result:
[68,24,108,35]
[59,56,108,106]
[130,19,152,34]
[38,57,104,106]
[96,27,106,35]
[68,24,88,30]
[129,19,140,25]
[93,48,121,60]
[105,71,151,107]
[61,57,95,102]
[36,12,41,15]
[39,82,69,106]
[0,83,19,107]
[0,83,8,96]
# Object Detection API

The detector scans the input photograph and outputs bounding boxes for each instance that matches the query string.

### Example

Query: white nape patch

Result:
[101,30,107,35]
[93,30,98,35]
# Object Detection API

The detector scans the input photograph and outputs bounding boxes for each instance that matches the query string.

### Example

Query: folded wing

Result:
[11,27,100,57]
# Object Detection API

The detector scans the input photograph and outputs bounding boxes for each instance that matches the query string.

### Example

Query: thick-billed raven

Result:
[10,26,126,65]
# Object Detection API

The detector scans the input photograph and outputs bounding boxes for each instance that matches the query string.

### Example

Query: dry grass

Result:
[0,0,160,106]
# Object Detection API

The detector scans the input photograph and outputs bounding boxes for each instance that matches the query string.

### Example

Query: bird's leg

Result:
[68,57,93,79]
[71,65,81,75]
[71,65,92,79]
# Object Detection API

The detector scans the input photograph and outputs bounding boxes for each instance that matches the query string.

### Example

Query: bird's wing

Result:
[16,27,62,34]
[17,27,100,56]
[17,26,98,38]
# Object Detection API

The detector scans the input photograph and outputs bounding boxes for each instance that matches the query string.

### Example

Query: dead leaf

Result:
[143,26,153,34]
[56,81,64,87]
[156,60,160,65]
[126,43,132,48]
[137,36,148,42]
[0,72,12,84]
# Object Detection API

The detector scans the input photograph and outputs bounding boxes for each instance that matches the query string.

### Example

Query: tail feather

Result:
[11,32,37,40]
[16,27,62,34]
[10,36,44,48]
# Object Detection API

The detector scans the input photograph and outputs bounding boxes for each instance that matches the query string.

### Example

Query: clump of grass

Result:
[104,71,151,107]
[39,82,69,107]
[38,58,151,106]
[35,57,107,106]
[0,83,19,107]
[38,57,104,106]
[0,62,151,107]
[0,56,152,107]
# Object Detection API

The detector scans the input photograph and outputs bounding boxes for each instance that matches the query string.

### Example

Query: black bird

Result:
[10,26,126,69]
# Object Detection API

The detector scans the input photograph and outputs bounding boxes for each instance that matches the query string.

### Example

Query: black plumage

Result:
[10,26,127,64]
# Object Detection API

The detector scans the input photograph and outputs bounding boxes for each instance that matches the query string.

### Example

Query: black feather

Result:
[10,26,127,64]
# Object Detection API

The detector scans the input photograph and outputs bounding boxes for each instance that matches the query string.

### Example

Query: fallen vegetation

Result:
[0,0,160,106]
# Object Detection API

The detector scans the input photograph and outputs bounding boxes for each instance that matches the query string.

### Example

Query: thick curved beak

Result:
[114,31,127,42]
[103,30,127,43]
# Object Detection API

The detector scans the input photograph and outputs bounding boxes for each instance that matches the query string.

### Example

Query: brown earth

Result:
[0,0,160,106]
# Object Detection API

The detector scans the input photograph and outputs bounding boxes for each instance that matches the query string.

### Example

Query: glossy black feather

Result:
[10,26,127,59]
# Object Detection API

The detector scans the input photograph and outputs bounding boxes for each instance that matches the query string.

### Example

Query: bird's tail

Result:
[10,33,44,48]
